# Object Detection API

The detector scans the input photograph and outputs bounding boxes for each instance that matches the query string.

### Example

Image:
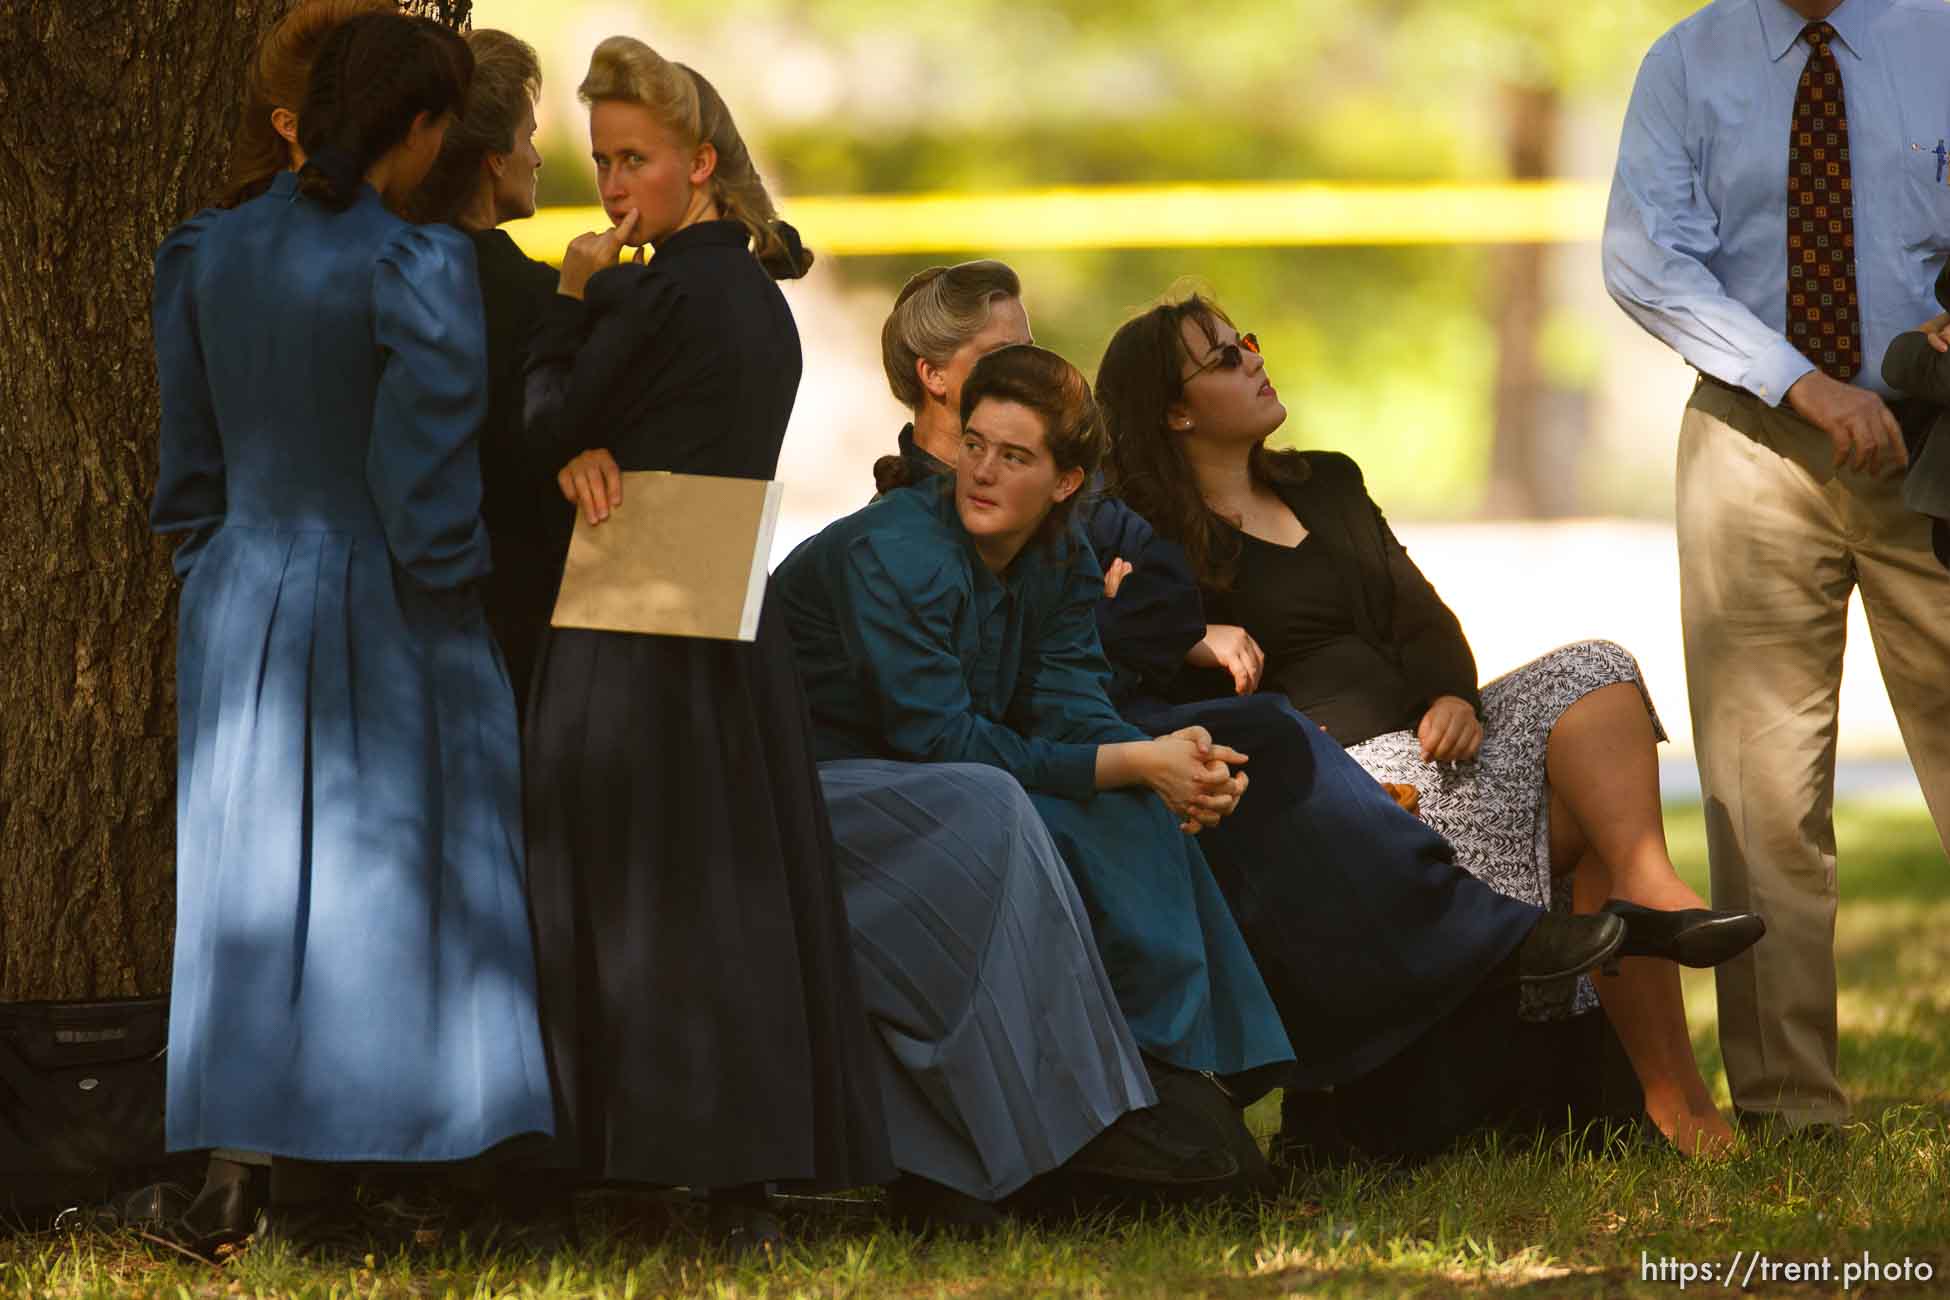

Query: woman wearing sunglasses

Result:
[1094,293,1766,1158]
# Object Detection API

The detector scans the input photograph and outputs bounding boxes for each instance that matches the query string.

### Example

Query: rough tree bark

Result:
[0,0,468,1001]
[1484,83,1581,519]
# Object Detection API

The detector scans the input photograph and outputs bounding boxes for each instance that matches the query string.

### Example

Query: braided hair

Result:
[296,11,473,210]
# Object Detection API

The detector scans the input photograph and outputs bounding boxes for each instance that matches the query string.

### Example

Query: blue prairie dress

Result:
[773,482,1294,1086]
[149,172,554,1161]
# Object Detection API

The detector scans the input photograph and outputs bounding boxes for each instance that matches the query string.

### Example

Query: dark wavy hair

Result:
[1095,292,1306,589]
[217,0,395,209]
[295,11,473,210]
[959,344,1105,548]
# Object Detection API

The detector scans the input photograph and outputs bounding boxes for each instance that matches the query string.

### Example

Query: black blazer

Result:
[1263,451,1482,717]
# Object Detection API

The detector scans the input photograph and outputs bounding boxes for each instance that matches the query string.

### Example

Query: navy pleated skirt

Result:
[523,590,894,1189]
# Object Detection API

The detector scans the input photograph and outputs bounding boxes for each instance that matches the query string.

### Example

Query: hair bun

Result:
[759,219,814,280]
[299,145,366,207]
[872,453,914,496]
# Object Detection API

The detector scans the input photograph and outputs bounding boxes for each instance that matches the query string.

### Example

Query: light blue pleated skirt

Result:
[820,759,1155,1201]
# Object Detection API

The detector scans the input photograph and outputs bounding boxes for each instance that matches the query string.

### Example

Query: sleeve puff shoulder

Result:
[523,262,688,462]
[367,222,492,590]
[151,209,228,573]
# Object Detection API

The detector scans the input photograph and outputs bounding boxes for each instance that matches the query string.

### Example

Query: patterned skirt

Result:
[1346,640,1665,1017]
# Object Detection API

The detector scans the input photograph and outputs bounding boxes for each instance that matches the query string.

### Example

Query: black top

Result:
[465,226,571,714]
[1206,527,1424,745]
[1189,451,1481,747]
[525,219,799,479]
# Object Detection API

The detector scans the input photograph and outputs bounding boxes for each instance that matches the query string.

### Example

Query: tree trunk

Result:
[0,0,467,1001]
[1484,83,1578,519]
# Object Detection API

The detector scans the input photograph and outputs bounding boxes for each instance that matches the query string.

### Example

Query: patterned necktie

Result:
[1787,21,1861,382]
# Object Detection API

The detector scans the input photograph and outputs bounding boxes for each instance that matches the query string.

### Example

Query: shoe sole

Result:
[1521,914,1626,983]
[1664,914,1767,968]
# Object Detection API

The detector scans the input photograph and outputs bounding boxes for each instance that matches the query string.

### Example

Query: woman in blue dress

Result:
[150,12,553,1237]
[774,345,1296,1116]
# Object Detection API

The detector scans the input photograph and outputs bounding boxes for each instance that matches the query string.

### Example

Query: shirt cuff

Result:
[1740,343,1816,408]
[1040,743,1102,801]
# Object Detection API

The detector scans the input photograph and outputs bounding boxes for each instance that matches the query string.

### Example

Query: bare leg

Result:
[1545,683,1733,1155]
[1568,847,1733,1156]
[1547,682,1703,909]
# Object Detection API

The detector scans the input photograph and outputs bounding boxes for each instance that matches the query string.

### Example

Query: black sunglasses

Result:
[1183,332,1261,381]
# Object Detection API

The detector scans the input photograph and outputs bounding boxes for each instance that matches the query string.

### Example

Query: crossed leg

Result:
[1546,681,1733,1156]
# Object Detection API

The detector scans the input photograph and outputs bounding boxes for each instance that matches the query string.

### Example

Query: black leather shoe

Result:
[1510,911,1626,983]
[1065,1106,1239,1184]
[887,1174,1006,1237]
[1601,898,1765,968]
[707,1198,785,1265]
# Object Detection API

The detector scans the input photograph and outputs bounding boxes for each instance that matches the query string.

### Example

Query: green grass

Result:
[5,799,1944,1298]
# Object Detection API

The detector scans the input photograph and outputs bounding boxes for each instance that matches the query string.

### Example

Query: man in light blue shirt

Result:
[1604,0,1950,1136]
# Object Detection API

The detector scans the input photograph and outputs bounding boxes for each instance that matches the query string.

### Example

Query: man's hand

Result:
[1784,369,1908,476]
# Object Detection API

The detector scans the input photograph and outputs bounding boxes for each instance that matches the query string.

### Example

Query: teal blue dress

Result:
[774,483,1293,1081]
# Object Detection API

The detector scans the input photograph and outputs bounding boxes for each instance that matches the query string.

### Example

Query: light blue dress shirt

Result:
[1603,0,1950,404]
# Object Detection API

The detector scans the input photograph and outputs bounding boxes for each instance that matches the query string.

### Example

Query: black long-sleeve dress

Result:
[463,226,571,715]
[520,219,892,1189]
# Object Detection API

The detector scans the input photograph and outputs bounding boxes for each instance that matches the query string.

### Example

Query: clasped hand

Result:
[1146,725,1249,834]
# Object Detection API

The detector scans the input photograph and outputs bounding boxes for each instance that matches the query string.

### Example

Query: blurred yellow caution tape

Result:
[507,179,1609,262]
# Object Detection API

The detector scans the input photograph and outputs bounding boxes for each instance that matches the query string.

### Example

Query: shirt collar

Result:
[897,423,955,479]
[1760,0,1878,63]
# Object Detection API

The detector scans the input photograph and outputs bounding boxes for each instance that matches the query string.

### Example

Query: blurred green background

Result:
[477,0,1707,521]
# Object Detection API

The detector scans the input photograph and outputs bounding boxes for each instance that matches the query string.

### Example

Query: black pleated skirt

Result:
[523,587,893,1189]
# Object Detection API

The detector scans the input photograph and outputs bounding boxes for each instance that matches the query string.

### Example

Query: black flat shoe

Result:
[1064,1106,1239,1184]
[1506,911,1626,984]
[1600,898,1765,967]
[886,1174,1006,1237]
[707,1199,785,1265]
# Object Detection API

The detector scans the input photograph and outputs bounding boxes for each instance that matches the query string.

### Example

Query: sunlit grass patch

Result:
[3,797,1943,1297]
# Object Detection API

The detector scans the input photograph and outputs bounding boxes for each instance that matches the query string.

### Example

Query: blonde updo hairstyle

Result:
[578,36,812,280]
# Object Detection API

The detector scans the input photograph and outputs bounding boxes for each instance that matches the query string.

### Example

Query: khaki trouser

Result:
[1678,379,1950,1127]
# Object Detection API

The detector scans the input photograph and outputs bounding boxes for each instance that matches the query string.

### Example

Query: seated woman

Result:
[1094,291,1767,1156]
[773,346,1297,1145]
[870,264,1651,1162]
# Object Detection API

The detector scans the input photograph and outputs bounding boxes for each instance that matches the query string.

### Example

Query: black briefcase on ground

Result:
[0,997,175,1220]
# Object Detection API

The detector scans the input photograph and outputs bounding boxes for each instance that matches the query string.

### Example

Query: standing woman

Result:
[151,10,554,1243]
[217,0,393,208]
[521,37,891,1250]
[410,29,564,714]
[172,0,394,1250]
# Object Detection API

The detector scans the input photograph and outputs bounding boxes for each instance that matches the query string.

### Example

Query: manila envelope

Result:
[550,470,783,642]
